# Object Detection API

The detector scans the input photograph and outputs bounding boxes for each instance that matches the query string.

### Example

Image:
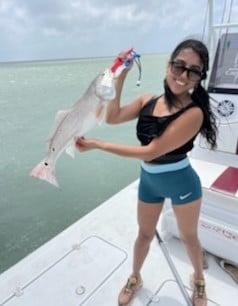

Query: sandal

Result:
[118,275,143,306]
[190,276,207,306]
[215,257,238,284]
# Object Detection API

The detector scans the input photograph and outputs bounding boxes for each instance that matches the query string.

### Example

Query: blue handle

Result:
[124,51,141,67]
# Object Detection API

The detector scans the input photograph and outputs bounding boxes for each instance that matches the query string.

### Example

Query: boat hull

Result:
[161,188,238,265]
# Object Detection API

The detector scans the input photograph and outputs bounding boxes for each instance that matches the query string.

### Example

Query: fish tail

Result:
[30,160,59,188]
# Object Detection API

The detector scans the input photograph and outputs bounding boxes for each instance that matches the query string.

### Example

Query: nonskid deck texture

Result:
[0,181,237,305]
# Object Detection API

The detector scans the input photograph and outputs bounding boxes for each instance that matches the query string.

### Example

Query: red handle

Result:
[110,48,134,73]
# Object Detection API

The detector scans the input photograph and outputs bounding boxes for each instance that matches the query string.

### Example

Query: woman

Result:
[76,39,217,306]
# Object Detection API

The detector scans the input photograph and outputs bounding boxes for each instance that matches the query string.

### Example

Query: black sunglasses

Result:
[170,61,203,81]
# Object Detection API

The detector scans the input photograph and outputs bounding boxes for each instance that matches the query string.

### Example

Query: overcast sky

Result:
[1,0,238,62]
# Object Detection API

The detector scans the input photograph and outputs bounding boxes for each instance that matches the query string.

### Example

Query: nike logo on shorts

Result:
[179,192,192,200]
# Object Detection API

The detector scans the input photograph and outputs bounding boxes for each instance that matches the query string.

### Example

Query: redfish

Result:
[30,48,141,187]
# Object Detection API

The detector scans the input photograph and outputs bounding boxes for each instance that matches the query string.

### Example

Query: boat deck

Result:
[0,180,237,305]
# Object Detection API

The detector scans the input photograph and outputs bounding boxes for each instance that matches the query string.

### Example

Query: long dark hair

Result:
[164,39,217,149]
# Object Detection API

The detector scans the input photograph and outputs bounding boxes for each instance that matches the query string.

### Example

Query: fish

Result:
[30,48,141,188]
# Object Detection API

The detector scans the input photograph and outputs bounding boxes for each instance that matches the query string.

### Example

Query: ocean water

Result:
[0,54,168,274]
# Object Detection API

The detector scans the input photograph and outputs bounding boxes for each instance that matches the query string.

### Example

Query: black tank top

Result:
[136,96,198,164]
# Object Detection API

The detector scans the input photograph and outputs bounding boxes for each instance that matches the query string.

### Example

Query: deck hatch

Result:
[1,236,127,306]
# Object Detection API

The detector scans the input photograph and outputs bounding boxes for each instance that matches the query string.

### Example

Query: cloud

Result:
[0,0,157,61]
[158,1,207,32]
[0,0,235,62]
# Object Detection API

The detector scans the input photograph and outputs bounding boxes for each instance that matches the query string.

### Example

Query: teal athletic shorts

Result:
[138,158,202,205]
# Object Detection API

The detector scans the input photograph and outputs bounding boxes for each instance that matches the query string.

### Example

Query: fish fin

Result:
[47,110,70,143]
[30,160,59,188]
[96,103,107,125]
[65,143,75,158]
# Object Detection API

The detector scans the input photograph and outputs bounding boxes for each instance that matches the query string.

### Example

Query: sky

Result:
[1,0,238,62]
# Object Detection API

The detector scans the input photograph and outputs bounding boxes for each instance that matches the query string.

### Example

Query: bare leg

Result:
[172,198,204,279]
[118,201,164,305]
[132,200,164,277]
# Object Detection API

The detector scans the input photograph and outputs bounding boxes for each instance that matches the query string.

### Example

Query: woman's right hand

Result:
[117,50,134,72]
[117,50,133,61]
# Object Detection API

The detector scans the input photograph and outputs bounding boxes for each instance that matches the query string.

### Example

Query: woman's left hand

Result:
[75,137,102,152]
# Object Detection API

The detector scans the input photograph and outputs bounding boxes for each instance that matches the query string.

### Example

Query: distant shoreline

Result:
[0,52,169,65]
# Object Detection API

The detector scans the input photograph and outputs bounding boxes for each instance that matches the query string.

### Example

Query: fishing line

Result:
[134,56,142,86]
[124,50,142,86]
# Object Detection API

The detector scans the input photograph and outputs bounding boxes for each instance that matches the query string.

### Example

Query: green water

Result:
[0,54,168,274]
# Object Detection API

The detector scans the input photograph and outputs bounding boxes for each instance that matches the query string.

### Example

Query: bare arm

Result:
[77,107,204,160]
[106,70,153,124]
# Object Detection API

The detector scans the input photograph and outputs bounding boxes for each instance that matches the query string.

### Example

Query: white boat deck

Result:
[0,180,237,306]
